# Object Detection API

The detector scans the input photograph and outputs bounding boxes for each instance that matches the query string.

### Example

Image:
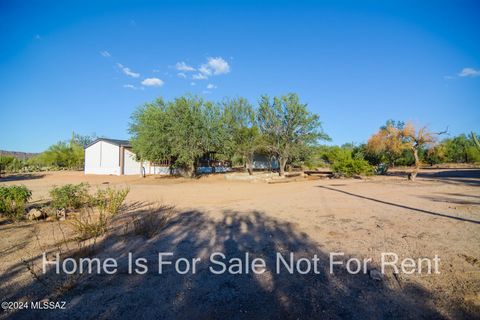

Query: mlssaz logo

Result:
[30,301,67,310]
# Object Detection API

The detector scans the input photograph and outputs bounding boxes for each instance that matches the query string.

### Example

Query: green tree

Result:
[257,93,329,176]
[222,97,263,175]
[441,134,480,163]
[0,156,15,176]
[130,96,224,177]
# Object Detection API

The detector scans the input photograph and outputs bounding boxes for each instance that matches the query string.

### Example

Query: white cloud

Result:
[198,64,212,76]
[117,63,140,78]
[202,90,212,94]
[459,67,480,77]
[200,57,230,76]
[175,61,195,72]
[100,50,111,58]
[141,77,164,86]
[193,73,208,80]
[123,84,143,90]
[177,72,187,79]
[206,83,217,89]
[190,82,196,86]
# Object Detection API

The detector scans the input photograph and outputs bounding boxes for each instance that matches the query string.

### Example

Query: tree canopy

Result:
[257,93,329,175]
[129,93,328,177]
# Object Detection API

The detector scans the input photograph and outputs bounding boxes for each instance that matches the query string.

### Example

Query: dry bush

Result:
[69,208,109,241]
[94,186,130,216]
[62,187,130,240]
[128,204,174,238]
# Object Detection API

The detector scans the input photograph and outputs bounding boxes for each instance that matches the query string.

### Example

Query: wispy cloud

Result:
[141,77,164,87]
[117,63,140,78]
[207,83,217,89]
[123,84,143,90]
[174,57,231,82]
[193,73,208,80]
[100,50,111,58]
[190,82,196,86]
[458,67,480,78]
[175,61,196,72]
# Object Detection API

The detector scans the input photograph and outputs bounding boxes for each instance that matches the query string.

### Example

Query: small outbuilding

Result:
[84,138,143,175]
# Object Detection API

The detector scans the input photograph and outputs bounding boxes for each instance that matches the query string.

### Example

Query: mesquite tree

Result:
[222,98,263,175]
[129,96,224,177]
[257,93,329,176]
[367,121,446,181]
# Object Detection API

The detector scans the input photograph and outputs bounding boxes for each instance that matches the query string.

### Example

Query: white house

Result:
[84,138,278,176]
[84,138,169,176]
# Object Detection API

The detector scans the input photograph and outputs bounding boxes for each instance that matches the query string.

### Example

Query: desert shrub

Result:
[93,187,130,216]
[320,146,373,177]
[49,183,91,211]
[69,208,109,241]
[0,185,32,221]
[331,157,373,177]
[69,187,130,240]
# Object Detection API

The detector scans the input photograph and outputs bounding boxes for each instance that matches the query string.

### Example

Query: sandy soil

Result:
[0,169,479,319]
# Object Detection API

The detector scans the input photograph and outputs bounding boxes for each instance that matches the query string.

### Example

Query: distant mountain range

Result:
[0,150,39,159]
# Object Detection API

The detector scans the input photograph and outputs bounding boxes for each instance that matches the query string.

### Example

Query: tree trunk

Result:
[278,157,287,177]
[408,147,420,181]
[246,154,254,176]
[183,161,197,178]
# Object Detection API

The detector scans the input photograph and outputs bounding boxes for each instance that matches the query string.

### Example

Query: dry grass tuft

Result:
[127,204,175,238]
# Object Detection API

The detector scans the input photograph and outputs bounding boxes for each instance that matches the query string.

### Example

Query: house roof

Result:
[85,138,131,149]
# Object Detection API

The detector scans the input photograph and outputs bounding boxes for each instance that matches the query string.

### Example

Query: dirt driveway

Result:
[1,169,479,319]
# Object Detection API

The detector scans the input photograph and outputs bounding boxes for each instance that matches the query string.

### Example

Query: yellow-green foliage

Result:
[94,187,130,216]
[321,146,373,177]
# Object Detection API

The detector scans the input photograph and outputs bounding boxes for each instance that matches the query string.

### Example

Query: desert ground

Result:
[1,168,479,319]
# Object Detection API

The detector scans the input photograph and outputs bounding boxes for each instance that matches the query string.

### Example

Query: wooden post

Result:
[119,146,125,175]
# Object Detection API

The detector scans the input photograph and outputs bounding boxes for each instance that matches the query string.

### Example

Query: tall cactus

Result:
[471,132,480,150]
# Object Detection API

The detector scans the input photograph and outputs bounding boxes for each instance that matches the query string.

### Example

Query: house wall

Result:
[144,164,172,175]
[85,141,121,175]
[123,149,142,175]
[253,154,279,170]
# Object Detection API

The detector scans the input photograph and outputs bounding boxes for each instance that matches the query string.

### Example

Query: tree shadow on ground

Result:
[318,186,480,225]
[0,174,46,182]
[387,169,480,187]
[1,209,478,319]
[418,195,480,206]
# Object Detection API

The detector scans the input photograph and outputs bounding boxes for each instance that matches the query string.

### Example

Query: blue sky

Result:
[0,0,479,152]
